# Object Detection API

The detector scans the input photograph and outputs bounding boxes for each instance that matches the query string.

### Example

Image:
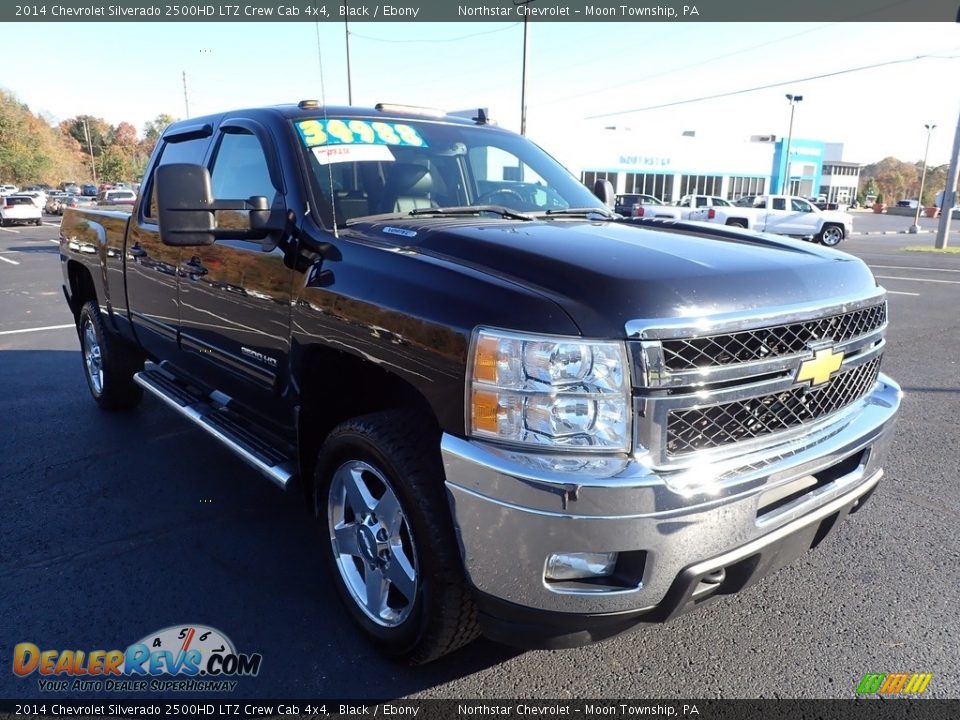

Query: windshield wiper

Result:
[536,207,619,220]
[408,205,534,221]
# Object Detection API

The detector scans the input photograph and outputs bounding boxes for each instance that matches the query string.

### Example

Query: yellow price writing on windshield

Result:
[296,119,427,147]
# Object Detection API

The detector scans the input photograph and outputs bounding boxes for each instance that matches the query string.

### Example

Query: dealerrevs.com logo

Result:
[13,625,262,693]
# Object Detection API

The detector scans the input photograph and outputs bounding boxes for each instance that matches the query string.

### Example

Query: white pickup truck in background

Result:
[615,194,733,220]
[674,195,733,219]
[689,195,852,246]
[614,193,677,219]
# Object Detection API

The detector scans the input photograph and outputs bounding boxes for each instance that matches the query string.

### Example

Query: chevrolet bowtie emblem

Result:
[796,347,845,386]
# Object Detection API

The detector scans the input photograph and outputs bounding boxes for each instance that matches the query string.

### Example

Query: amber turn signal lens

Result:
[473,335,500,383]
[471,389,500,433]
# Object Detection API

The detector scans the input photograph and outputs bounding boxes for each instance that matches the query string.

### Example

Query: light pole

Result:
[780,94,803,195]
[82,118,97,185]
[909,123,936,233]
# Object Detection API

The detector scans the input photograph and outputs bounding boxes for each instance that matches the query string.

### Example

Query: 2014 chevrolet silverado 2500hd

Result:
[60,102,901,664]
[689,194,853,245]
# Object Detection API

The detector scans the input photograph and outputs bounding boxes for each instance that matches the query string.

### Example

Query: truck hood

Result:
[346,217,878,337]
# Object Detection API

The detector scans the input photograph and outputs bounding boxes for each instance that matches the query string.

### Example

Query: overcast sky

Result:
[4,21,958,167]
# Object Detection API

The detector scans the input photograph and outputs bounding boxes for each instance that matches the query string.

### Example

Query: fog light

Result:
[545,552,618,581]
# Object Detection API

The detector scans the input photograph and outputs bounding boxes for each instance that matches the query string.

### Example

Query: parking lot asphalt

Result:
[846,209,951,237]
[1,219,958,700]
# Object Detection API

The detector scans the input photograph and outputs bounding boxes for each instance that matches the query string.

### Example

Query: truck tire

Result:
[77,301,144,411]
[818,224,844,246]
[314,410,480,664]
[726,220,747,228]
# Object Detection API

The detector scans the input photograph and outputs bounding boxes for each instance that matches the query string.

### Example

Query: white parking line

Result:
[42,222,60,227]
[886,290,920,296]
[0,323,75,336]
[874,275,960,285]
[0,255,19,265]
[49,239,59,244]
[0,227,20,234]
[871,265,960,274]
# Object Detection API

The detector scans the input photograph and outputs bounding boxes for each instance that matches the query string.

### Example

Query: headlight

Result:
[467,328,631,452]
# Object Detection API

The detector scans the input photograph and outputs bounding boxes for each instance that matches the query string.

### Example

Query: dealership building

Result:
[571,129,862,204]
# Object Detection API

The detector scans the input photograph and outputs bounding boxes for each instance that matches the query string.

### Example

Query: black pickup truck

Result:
[60,102,901,664]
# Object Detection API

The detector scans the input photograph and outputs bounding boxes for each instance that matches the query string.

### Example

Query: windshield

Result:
[294,116,607,227]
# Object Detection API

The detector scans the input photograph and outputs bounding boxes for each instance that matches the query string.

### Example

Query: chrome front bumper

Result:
[442,374,901,618]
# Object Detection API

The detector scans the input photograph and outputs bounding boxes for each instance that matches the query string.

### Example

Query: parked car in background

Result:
[690,194,852,246]
[1,184,19,196]
[674,195,734,219]
[61,195,96,214]
[17,190,47,208]
[1,195,43,226]
[97,189,137,207]
[895,199,920,210]
[45,191,71,214]
[82,184,98,197]
[935,191,959,210]
[614,193,678,218]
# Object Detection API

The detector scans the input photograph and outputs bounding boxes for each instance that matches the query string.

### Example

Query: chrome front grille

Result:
[660,302,886,371]
[630,292,889,467]
[665,356,882,455]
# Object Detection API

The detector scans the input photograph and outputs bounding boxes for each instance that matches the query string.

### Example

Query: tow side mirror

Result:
[592,179,615,208]
[155,163,282,247]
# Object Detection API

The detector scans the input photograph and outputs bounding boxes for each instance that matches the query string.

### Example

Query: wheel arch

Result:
[295,345,441,510]
[65,259,99,322]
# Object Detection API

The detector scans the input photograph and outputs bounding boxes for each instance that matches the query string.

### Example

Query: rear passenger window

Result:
[772,198,787,211]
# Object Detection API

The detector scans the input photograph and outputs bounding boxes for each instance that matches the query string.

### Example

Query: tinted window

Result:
[298,117,605,227]
[467,145,566,213]
[146,133,211,219]
[210,130,277,202]
[772,198,787,211]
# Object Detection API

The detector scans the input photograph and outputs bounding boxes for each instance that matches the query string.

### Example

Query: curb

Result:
[850,230,934,236]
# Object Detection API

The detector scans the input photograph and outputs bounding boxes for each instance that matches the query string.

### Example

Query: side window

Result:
[210,130,277,203]
[791,198,812,212]
[145,134,211,220]
[771,198,787,211]
[695,197,708,208]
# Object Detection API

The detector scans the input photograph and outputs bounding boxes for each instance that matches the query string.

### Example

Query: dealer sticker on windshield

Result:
[297,119,427,148]
[312,144,395,165]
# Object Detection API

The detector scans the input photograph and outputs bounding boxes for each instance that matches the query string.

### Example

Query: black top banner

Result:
[3,0,959,22]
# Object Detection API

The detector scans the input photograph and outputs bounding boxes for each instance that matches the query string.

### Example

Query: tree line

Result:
[858,157,950,207]
[0,89,175,185]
